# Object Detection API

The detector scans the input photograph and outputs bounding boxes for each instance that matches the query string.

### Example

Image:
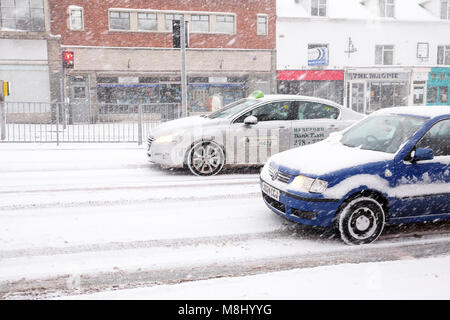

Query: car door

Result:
[227,100,294,165]
[290,101,342,148]
[392,119,450,218]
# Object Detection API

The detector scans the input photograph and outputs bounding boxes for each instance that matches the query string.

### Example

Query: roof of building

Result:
[277,0,443,22]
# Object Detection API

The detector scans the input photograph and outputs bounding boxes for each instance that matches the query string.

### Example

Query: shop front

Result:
[426,67,450,106]
[277,70,344,105]
[346,69,410,114]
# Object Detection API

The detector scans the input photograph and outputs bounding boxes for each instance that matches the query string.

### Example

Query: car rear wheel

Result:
[187,141,225,176]
[337,197,385,245]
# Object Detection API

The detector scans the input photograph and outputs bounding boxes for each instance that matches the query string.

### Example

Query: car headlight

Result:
[154,134,183,144]
[289,175,328,194]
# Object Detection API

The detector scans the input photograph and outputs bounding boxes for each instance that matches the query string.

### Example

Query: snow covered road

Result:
[0,144,449,299]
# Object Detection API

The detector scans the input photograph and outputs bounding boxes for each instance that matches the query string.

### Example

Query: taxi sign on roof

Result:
[248,90,264,99]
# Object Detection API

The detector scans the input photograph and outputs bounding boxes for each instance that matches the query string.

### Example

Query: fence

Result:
[0,102,181,144]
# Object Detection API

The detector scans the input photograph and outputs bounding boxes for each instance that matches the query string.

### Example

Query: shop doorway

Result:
[350,82,365,114]
[69,76,90,123]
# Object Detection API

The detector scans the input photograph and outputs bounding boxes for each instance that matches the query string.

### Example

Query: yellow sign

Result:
[2,81,9,96]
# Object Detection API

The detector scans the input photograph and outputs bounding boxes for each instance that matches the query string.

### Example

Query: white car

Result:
[147,92,364,176]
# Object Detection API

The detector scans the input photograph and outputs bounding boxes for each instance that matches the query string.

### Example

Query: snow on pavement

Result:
[66,254,450,300]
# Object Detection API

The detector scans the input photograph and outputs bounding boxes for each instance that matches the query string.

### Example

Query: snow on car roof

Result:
[373,106,450,119]
[256,94,343,106]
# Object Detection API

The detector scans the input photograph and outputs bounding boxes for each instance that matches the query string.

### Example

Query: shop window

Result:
[0,0,45,31]
[311,0,327,17]
[191,14,209,33]
[97,77,118,83]
[138,12,157,31]
[257,14,268,35]
[437,45,450,65]
[165,13,183,31]
[427,87,438,103]
[216,15,235,34]
[413,86,425,105]
[375,45,394,65]
[69,7,83,31]
[379,0,395,18]
[442,1,450,20]
[439,86,448,104]
[109,11,130,30]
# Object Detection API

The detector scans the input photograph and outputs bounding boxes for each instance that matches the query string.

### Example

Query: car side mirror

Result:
[244,115,258,125]
[411,148,434,162]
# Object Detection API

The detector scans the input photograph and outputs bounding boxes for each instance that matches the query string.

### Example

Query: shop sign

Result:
[308,46,329,66]
[118,77,139,84]
[209,77,227,83]
[413,72,428,82]
[349,72,409,81]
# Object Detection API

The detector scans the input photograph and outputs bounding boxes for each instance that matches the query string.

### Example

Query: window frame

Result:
[109,10,131,31]
[311,0,327,17]
[437,45,450,65]
[164,13,183,32]
[256,14,268,36]
[0,0,45,32]
[441,0,450,20]
[379,0,395,18]
[69,7,84,31]
[375,45,394,65]
[190,14,210,33]
[215,14,235,34]
[137,12,157,31]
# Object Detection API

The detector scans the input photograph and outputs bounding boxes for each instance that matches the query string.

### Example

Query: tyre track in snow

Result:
[2,235,450,300]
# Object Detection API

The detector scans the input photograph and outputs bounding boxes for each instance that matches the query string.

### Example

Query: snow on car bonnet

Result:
[269,137,394,176]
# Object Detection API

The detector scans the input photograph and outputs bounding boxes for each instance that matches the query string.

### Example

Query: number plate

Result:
[262,182,280,202]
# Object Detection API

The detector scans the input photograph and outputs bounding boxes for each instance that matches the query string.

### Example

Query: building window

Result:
[137,12,157,31]
[109,11,130,30]
[216,15,234,34]
[427,87,437,103]
[257,14,268,35]
[191,14,209,33]
[311,0,327,17]
[0,0,45,31]
[165,13,183,31]
[375,45,394,65]
[69,7,83,31]
[379,0,395,18]
[442,1,450,19]
[438,45,450,65]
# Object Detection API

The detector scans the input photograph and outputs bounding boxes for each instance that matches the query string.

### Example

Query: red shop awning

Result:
[278,70,344,81]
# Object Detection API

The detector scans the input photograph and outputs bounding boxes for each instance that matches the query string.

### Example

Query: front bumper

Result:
[260,177,340,227]
[146,136,185,168]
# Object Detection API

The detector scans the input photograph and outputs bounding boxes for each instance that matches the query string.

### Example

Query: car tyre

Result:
[337,197,385,245]
[187,141,225,176]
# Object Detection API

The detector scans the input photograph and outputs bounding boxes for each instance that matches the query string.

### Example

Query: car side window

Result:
[297,102,340,120]
[415,119,450,156]
[235,101,297,123]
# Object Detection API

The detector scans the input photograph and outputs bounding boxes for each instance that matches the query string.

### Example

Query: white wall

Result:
[277,0,450,70]
[0,39,51,102]
[277,19,449,69]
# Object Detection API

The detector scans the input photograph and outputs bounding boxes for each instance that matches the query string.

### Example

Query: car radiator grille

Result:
[147,136,155,149]
[268,166,292,184]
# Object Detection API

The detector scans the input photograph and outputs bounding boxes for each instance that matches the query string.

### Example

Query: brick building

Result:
[49,0,277,122]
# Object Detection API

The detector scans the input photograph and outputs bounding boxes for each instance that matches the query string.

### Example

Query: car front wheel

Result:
[337,197,385,245]
[187,141,225,176]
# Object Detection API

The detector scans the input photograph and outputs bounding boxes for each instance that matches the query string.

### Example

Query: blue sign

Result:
[308,46,329,66]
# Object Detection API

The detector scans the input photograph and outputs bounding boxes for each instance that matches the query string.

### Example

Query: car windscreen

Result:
[207,98,261,119]
[340,114,428,154]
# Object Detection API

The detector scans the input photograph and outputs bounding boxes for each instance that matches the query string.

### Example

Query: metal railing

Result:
[0,102,181,144]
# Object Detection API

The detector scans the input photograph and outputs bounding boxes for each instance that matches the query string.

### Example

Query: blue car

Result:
[260,107,450,245]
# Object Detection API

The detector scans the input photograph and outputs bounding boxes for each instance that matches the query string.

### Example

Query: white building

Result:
[277,0,450,113]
